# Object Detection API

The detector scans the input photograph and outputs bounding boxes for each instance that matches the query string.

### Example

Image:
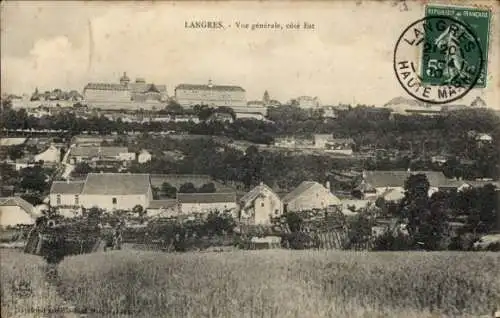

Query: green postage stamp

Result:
[422,4,492,88]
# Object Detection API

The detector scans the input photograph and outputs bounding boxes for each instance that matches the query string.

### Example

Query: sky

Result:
[1,0,499,108]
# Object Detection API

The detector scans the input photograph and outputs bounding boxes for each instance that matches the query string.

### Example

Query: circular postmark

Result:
[393,15,484,104]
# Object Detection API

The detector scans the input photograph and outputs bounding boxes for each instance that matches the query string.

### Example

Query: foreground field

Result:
[1,249,500,317]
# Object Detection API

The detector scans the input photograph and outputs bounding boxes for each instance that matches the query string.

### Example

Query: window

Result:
[261,202,265,207]
[112,197,117,205]
[75,195,79,205]
[56,194,61,205]
[274,209,279,215]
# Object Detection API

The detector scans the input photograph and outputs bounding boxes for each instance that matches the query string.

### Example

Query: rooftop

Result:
[177,192,236,204]
[0,196,37,218]
[240,183,276,207]
[70,146,129,158]
[50,181,86,194]
[175,83,245,92]
[148,199,178,209]
[282,181,319,203]
[363,170,449,188]
[81,173,151,195]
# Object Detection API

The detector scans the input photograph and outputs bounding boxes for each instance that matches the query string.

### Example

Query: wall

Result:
[175,89,246,108]
[138,153,152,163]
[118,152,136,161]
[180,202,237,215]
[34,146,60,163]
[324,149,353,155]
[81,194,150,211]
[235,113,265,120]
[50,193,80,207]
[0,206,35,227]
[147,207,179,218]
[252,191,283,225]
[84,89,131,103]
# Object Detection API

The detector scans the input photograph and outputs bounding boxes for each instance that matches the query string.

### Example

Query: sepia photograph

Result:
[1,0,499,317]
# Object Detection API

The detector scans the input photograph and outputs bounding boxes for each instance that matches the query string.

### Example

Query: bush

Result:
[282,232,318,250]
[485,242,500,252]
[373,231,414,251]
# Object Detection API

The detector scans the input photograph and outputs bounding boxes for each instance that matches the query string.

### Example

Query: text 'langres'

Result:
[185,21,225,29]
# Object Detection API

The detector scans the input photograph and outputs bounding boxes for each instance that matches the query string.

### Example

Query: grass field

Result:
[1,249,499,317]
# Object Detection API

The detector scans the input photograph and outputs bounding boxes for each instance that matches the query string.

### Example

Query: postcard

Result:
[1,1,499,317]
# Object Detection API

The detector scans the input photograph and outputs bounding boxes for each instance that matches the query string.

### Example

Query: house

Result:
[207,112,234,123]
[282,181,341,213]
[438,179,500,193]
[34,144,60,163]
[313,134,333,149]
[341,199,372,216]
[324,138,355,155]
[49,180,86,217]
[174,80,246,108]
[0,138,27,146]
[274,136,296,148]
[431,155,448,165]
[295,96,321,108]
[356,170,449,197]
[71,135,115,146]
[79,173,153,211]
[69,146,135,163]
[239,182,283,225]
[475,133,493,144]
[162,150,185,162]
[235,112,266,121]
[14,157,36,171]
[147,199,179,217]
[380,187,405,202]
[0,196,39,227]
[138,149,152,164]
[177,192,237,215]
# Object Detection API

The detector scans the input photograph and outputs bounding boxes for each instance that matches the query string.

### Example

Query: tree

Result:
[133,204,146,223]
[399,174,448,250]
[346,214,374,249]
[241,146,264,189]
[205,211,235,236]
[20,166,47,194]
[179,182,197,193]
[198,182,216,193]
[7,146,24,161]
[215,106,236,120]
[165,100,184,115]
[73,162,92,175]
[193,105,214,121]
[85,207,103,227]
[161,182,177,198]
[285,212,303,232]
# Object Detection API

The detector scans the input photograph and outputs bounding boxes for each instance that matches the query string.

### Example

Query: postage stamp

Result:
[423,4,492,88]
[393,15,484,104]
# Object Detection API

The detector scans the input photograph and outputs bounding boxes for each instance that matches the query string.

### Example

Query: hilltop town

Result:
[1,72,499,253]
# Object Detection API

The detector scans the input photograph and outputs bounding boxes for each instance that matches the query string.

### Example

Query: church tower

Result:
[120,72,130,86]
